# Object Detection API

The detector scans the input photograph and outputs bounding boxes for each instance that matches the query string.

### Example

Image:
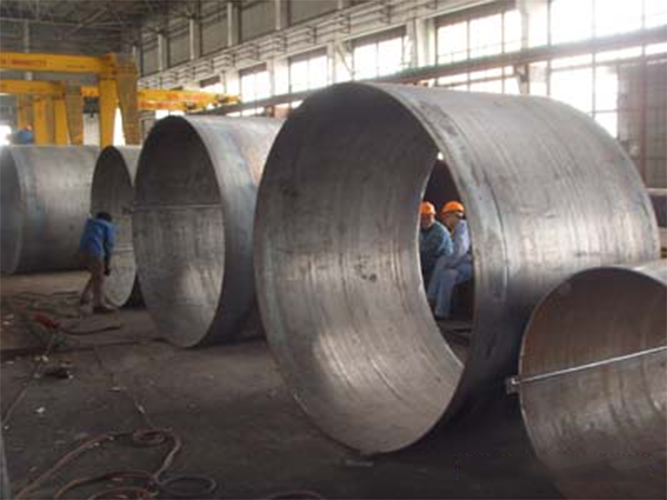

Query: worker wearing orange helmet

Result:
[419,201,452,286]
[427,201,473,320]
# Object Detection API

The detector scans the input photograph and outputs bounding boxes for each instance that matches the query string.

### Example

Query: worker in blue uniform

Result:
[79,212,116,314]
[427,201,473,320]
[13,125,34,145]
[419,201,452,287]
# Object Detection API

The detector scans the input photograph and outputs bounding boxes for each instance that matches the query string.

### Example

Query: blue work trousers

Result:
[427,259,473,318]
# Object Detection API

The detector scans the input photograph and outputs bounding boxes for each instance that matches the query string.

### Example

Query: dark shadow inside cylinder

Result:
[134,119,224,347]
[261,84,477,452]
[91,149,140,307]
[0,151,22,274]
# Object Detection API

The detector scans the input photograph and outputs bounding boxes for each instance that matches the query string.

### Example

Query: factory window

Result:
[436,3,521,65]
[352,28,407,80]
[240,65,270,102]
[155,110,185,119]
[289,50,328,93]
[200,75,225,95]
[0,124,12,146]
[437,66,519,95]
[550,0,666,42]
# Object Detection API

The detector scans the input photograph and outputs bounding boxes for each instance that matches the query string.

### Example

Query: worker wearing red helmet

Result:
[427,201,473,320]
[419,201,452,287]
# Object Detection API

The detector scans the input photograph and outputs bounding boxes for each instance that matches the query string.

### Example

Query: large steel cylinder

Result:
[91,146,142,307]
[1,145,99,274]
[517,261,667,499]
[254,82,660,453]
[133,116,282,347]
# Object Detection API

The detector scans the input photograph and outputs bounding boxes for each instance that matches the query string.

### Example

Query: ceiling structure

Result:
[0,0,203,54]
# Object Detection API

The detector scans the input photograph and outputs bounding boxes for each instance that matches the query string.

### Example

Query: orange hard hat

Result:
[442,201,465,215]
[420,201,436,215]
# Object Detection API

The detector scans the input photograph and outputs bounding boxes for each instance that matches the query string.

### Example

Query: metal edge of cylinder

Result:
[92,145,143,307]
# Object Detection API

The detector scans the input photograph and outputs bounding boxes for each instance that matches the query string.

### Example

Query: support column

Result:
[329,41,352,83]
[157,30,168,72]
[64,85,84,145]
[98,78,117,147]
[275,0,289,31]
[32,96,54,145]
[227,1,240,47]
[517,0,549,94]
[23,21,33,80]
[407,17,436,69]
[16,95,33,130]
[53,96,69,145]
[224,68,241,98]
[271,57,289,96]
[189,7,202,61]
[113,53,141,145]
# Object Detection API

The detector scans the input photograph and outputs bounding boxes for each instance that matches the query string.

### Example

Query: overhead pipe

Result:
[91,146,142,307]
[253,82,660,453]
[1,145,99,274]
[133,116,282,347]
[515,261,666,499]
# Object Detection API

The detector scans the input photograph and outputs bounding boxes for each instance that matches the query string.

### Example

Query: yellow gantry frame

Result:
[0,78,238,145]
[0,51,139,147]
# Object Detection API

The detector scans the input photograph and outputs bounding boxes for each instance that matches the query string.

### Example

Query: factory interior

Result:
[0,0,666,498]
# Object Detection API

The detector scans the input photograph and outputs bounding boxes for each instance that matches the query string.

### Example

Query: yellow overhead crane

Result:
[0,79,237,145]
[0,51,141,147]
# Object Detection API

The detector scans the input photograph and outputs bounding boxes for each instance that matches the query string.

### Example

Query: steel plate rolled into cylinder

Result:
[1,146,99,274]
[517,262,667,499]
[254,82,660,454]
[91,146,142,307]
[133,116,282,347]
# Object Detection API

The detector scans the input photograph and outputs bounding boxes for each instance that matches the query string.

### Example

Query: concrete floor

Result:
[1,271,562,499]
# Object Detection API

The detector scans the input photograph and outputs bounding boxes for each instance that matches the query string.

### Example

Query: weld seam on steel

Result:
[517,345,667,386]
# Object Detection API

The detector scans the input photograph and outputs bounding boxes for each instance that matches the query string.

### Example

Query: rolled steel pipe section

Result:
[91,146,142,307]
[1,145,99,274]
[133,116,281,347]
[517,262,667,499]
[254,82,660,453]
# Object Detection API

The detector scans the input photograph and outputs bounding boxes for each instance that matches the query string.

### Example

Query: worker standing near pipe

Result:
[427,201,473,320]
[12,125,34,144]
[79,212,116,314]
[419,201,452,286]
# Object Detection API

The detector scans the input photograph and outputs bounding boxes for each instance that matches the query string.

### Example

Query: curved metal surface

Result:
[0,429,9,500]
[518,261,667,499]
[253,82,660,453]
[91,146,142,307]
[648,188,666,228]
[1,145,99,274]
[133,116,282,347]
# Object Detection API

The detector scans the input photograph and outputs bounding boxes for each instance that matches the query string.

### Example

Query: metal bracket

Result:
[506,345,667,395]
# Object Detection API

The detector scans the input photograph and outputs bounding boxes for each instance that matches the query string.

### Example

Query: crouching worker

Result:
[79,212,116,314]
[427,201,473,320]
[419,201,452,287]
